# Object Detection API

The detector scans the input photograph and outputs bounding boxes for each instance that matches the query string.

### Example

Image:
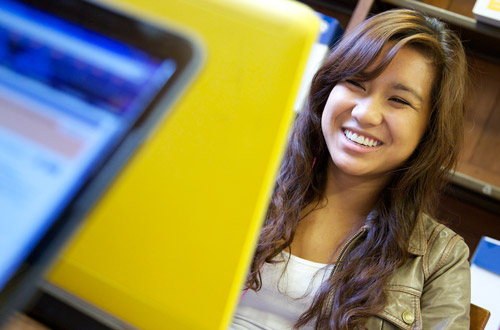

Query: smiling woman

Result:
[231,8,469,330]
[322,46,434,180]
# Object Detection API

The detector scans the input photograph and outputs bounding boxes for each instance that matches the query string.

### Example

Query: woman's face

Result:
[321,46,435,180]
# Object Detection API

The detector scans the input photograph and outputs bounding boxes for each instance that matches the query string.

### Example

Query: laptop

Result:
[0,0,202,324]
[38,0,321,329]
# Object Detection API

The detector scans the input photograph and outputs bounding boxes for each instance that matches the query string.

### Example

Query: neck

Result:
[323,160,390,221]
[290,160,391,263]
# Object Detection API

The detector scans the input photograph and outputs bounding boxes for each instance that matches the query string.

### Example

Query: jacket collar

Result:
[366,210,427,256]
[407,214,426,256]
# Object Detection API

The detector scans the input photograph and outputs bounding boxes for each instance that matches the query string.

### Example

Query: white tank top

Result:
[230,252,333,330]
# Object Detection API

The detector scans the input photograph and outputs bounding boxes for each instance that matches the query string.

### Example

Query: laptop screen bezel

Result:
[0,0,202,324]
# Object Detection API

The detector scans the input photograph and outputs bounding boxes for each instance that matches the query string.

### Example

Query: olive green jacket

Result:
[364,214,471,330]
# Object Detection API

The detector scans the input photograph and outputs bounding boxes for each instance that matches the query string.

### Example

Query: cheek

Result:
[390,114,429,152]
[411,113,431,145]
[321,97,335,135]
[321,89,347,131]
[321,106,333,135]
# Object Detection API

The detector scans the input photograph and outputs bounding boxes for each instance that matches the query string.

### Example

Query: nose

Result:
[351,98,384,126]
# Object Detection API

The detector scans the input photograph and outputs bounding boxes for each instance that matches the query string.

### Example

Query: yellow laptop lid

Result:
[47,0,320,329]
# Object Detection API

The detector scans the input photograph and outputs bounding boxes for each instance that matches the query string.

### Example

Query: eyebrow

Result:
[392,83,423,102]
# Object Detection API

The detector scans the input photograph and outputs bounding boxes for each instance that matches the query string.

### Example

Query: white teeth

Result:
[343,129,381,147]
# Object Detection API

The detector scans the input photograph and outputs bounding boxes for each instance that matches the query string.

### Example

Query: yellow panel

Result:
[47,0,319,329]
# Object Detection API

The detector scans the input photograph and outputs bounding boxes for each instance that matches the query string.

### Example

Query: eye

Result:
[345,79,365,91]
[389,97,412,107]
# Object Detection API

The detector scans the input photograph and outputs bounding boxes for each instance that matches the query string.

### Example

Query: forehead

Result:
[363,45,436,94]
[364,43,435,75]
[381,46,434,76]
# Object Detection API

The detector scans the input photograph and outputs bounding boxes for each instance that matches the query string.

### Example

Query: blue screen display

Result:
[0,0,176,290]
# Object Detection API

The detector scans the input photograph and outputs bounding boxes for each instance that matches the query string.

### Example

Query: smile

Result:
[343,129,382,147]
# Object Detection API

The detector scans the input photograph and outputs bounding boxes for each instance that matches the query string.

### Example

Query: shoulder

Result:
[417,213,469,280]
[371,214,471,329]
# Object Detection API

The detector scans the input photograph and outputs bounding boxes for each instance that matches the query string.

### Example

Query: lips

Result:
[343,129,382,147]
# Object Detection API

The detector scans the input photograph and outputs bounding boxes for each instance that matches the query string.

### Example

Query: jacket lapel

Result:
[407,214,426,256]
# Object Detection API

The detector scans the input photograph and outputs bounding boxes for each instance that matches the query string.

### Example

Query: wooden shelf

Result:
[377,0,500,62]
[303,0,500,60]
[451,171,500,201]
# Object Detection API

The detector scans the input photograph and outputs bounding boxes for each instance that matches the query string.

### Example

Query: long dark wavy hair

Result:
[244,9,467,329]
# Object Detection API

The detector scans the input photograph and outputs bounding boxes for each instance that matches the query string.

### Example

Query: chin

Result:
[332,159,395,180]
[332,161,371,176]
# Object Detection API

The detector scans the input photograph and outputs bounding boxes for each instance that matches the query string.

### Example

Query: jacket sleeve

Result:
[420,229,471,330]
